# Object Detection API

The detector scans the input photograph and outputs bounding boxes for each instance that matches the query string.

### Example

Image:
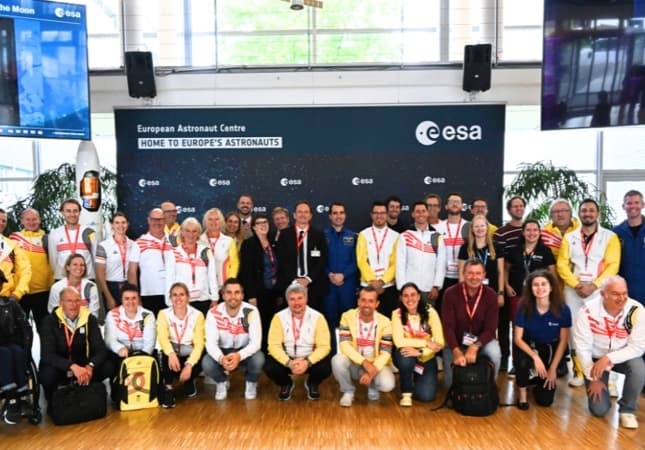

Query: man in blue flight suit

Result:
[323,202,359,348]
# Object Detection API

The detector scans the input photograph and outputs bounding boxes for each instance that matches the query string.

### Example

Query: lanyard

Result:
[263,244,276,275]
[64,225,80,255]
[476,247,489,267]
[604,312,623,351]
[446,218,462,259]
[209,235,220,257]
[462,284,484,322]
[183,246,198,285]
[171,314,189,350]
[581,229,597,270]
[357,316,377,347]
[63,325,76,361]
[115,236,128,279]
[523,248,534,276]
[371,226,389,265]
[291,313,304,356]
[404,315,428,338]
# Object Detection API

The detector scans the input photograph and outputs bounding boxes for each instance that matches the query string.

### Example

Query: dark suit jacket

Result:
[275,225,328,308]
[239,234,277,300]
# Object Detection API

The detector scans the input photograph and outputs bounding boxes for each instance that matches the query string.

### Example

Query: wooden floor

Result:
[1,370,643,450]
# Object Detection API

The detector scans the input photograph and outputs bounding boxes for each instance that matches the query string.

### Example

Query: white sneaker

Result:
[215,382,228,400]
[568,375,584,387]
[245,381,258,400]
[400,393,412,407]
[619,413,639,429]
[339,392,354,407]
[367,386,380,401]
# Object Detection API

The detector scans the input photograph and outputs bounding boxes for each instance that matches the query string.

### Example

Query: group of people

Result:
[0,190,643,430]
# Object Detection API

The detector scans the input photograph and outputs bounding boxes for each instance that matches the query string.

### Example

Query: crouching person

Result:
[332,286,395,407]
[202,278,264,401]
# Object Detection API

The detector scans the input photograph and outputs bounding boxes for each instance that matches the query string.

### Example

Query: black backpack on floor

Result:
[445,354,499,416]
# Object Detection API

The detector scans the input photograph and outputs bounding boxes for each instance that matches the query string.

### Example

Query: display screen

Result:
[542,0,645,130]
[0,0,90,140]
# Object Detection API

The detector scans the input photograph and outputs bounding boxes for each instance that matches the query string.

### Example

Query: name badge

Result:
[447,262,459,272]
[79,327,85,335]
[311,249,321,258]
[483,278,489,285]
[190,288,201,299]
[462,332,478,346]
[579,272,593,283]
[414,362,425,375]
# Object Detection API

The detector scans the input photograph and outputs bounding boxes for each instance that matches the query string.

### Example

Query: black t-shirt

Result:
[505,242,556,294]
[458,243,503,291]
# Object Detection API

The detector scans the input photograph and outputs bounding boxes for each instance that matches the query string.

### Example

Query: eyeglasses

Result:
[254,220,269,225]
[447,201,462,206]
[551,209,570,214]
[371,211,387,215]
[149,217,164,221]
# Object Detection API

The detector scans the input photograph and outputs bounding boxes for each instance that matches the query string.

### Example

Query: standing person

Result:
[613,190,645,305]
[392,282,444,406]
[48,198,95,280]
[469,198,498,239]
[275,201,328,311]
[236,194,254,238]
[202,279,264,401]
[0,209,31,302]
[48,253,100,318]
[541,199,580,261]
[424,193,442,228]
[493,196,526,257]
[323,202,358,336]
[385,195,408,233]
[199,208,239,289]
[573,276,645,429]
[130,208,173,317]
[514,270,571,410]
[239,214,280,351]
[441,259,501,388]
[223,211,246,251]
[161,201,180,247]
[332,286,395,407]
[396,201,445,307]
[95,212,139,311]
[356,201,399,318]
[557,198,621,387]
[264,284,331,401]
[9,208,51,332]
[165,217,218,316]
[156,282,205,408]
[271,206,290,244]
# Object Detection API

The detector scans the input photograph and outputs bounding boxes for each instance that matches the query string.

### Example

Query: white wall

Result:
[89,66,541,112]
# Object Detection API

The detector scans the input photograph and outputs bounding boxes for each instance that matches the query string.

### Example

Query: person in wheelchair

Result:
[39,286,112,410]
[0,269,34,424]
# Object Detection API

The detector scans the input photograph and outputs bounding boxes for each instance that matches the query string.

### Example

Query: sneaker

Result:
[183,379,197,398]
[305,381,320,400]
[245,381,258,400]
[339,392,354,407]
[400,393,412,407]
[215,382,228,401]
[568,375,585,387]
[507,367,516,378]
[608,372,619,397]
[278,381,295,401]
[619,413,639,429]
[367,386,380,401]
[160,389,176,409]
[3,399,21,425]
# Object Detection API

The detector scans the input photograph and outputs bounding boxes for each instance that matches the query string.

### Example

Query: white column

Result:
[122,0,147,51]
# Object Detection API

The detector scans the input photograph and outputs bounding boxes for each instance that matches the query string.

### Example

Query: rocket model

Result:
[76,140,104,242]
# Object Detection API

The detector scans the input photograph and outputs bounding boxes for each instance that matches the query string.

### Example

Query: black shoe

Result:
[4,399,21,425]
[517,401,529,411]
[507,367,516,378]
[183,379,197,398]
[278,381,294,401]
[305,381,320,400]
[161,389,176,408]
[500,357,508,372]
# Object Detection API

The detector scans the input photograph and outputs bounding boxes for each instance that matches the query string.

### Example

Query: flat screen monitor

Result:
[542,0,645,130]
[0,0,90,140]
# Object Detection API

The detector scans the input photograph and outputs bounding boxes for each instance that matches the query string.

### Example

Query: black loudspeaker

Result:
[462,44,492,92]
[125,51,156,98]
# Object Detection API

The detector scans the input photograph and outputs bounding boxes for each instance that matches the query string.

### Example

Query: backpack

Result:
[0,297,16,338]
[116,352,160,411]
[447,354,499,416]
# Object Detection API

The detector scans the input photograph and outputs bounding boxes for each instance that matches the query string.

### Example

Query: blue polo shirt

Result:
[515,304,572,344]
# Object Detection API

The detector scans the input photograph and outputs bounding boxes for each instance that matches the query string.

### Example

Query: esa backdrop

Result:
[114,104,505,237]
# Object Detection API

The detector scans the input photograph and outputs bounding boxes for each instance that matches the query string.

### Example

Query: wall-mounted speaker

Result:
[125,51,156,98]
[462,44,492,92]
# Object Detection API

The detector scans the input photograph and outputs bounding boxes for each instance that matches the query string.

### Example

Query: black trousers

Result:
[141,295,167,317]
[19,291,49,334]
[264,354,331,386]
[39,360,113,402]
[515,340,559,407]
[376,285,399,319]
[159,353,201,386]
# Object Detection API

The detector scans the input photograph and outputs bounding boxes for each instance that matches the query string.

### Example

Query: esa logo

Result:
[415,121,482,146]
[351,177,374,186]
[54,7,81,19]
[253,206,267,213]
[316,205,330,214]
[208,178,231,187]
[138,178,160,188]
[176,205,195,214]
[280,178,302,187]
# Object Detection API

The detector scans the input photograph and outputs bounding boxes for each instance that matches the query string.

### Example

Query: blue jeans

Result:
[393,350,438,402]
[0,344,27,391]
[442,340,501,388]
[202,349,265,383]
[585,357,645,416]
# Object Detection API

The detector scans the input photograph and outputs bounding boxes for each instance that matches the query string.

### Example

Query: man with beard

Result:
[237,194,254,238]
[558,198,621,387]
[385,196,408,233]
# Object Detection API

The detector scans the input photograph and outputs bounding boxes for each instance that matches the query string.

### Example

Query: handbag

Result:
[50,382,107,425]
